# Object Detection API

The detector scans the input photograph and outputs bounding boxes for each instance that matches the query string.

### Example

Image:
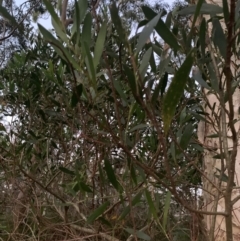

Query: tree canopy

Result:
[0,0,238,240]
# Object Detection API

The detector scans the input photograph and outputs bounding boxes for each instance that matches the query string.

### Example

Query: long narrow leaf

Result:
[125,228,151,241]
[212,17,226,59]
[192,66,211,90]
[71,0,87,38]
[119,192,142,220]
[163,50,194,133]
[52,18,68,42]
[145,190,158,219]
[113,78,129,104]
[82,13,92,48]
[155,20,180,51]
[71,0,80,35]
[178,3,222,15]
[83,42,96,89]
[87,201,110,224]
[38,24,80,71]
[199,18,206,55]
[43,0,62,26]
[136,15,161,53]
[104,159,120,191]
[0,5,17,25]
[78,0,88,23]
[139,48,152,79]
[180,123,194,149]
[142,6,180,51]
[109,3,126,42]
[222,0,229,23]
[162,191,171,230]
[188,0,204,39]
[141,6,167,24]
[93,22,107,70]
[38,24,65,58]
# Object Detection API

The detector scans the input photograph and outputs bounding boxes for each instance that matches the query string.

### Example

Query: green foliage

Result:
[142,5,180,50]
[163,49,194,132]
[0,0,215,240]
[212,17,226,58]
[162,191,171,231]
[87,201,110,224]
[125,227,151,240]
[136,14,161,53]
[0,5,17,25]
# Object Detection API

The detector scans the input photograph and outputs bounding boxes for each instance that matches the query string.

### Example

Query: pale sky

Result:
[15,0,52,29]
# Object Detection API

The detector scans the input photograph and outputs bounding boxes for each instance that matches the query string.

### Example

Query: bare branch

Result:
[0,2,36,42]
[65,18,73,28]
[61,0,68,26]
[70,224,121,241]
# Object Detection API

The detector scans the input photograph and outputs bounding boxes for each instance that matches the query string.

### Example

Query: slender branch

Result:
[61,0,68,25]
[92,0,101,11]
[70,224,120,241]
[64,18,73,27]
[115,141,228,216]
[231,194,240,205]
[79,86,228,217]
[19,166,66,203]
[222,0,237,239]
[0,1,37,42]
